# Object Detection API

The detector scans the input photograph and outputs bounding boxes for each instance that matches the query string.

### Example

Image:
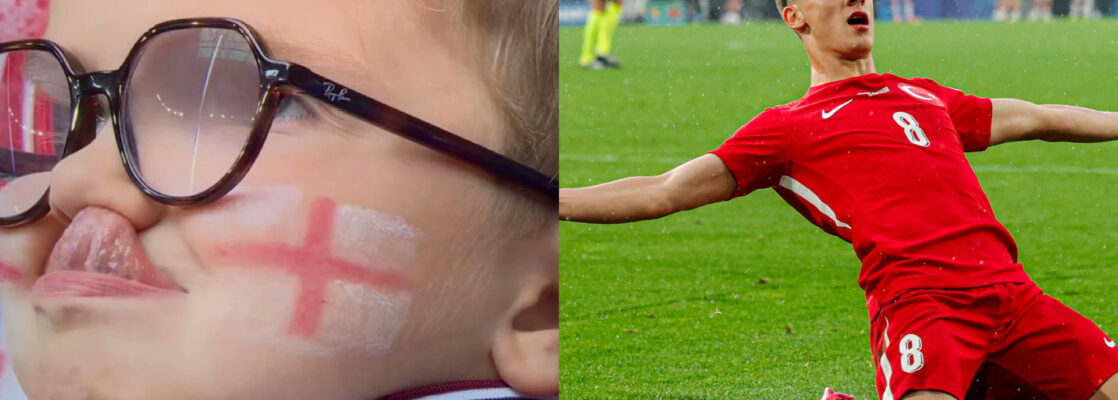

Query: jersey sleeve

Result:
[917,78,993,152]
[708,108,788,198]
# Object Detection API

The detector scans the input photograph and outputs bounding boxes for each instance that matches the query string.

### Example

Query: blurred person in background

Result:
[1070,0,1096,19]
[994,0,1022,21]
[889,0,915,23]
[1028,0,1053,22]
[579,0,623,70]
[721,0,744,24]
[686,0,712,23]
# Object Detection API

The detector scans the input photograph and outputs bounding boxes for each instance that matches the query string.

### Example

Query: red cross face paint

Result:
[0,262,22,283]
[198,186,418,354]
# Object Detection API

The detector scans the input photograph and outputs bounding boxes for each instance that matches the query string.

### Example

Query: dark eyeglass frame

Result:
[0,17,557,227]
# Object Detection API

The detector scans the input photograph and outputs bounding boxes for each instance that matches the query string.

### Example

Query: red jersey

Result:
[709,73,1030,308]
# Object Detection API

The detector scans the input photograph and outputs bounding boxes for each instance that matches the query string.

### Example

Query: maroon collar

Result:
[377,381,555,400]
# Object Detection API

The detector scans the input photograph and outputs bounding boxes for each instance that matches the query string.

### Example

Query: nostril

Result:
[45,132,167,235]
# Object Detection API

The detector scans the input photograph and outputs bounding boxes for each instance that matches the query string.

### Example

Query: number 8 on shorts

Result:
[899,334,925,373]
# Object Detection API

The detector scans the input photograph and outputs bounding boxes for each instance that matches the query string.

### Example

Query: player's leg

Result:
[903,0,916,23]
[594,0,623,68]
[994,0,1008,21]
[1039,0,1052,22]
[869,288,996,400]
[1028,0,1041,21]
[982,283,1118,399]
[1075,0,1097,19]
[579,0,606,68]
[1090,372,1118,400]
[1071,0,1084,19]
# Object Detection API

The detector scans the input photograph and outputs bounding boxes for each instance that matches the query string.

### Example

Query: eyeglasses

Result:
[0,18,557,227]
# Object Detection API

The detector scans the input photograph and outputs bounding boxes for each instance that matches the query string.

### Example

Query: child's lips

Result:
[34,207,184,297]
[32,270,181,297]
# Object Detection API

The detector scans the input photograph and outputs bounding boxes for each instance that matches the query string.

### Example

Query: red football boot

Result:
[820,387,855,400]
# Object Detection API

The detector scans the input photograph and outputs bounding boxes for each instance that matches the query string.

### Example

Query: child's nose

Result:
[48,124,164,231]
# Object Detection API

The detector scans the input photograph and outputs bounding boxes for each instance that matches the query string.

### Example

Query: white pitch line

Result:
[560,154,1118,175]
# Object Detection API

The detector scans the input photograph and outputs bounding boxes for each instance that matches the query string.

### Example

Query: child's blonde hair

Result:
[454,0,558,179]
[451,0,558,239]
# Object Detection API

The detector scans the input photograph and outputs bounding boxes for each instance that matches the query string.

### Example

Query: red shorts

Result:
[868,282,1118,400]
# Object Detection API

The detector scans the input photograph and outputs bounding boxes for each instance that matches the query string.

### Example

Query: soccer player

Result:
[560,0,1118,399]
[579,0,623,70]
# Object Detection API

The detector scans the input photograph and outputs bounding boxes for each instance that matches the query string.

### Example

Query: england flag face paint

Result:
[193,185,419,355]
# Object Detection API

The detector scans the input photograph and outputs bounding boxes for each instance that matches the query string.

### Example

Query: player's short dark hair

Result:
[775,0,794,11]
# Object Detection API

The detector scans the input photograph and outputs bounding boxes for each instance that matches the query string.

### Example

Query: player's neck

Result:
[808,54,876,87]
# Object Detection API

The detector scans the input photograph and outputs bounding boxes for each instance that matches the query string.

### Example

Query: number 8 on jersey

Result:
[893,111,930,147]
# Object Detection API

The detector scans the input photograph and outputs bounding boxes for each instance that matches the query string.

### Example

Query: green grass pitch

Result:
[559,20,1118,399]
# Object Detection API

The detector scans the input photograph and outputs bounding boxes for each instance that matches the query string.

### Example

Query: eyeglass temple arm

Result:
[283,64,558,201]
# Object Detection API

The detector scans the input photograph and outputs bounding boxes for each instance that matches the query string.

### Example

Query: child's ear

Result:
[491,224,558,397]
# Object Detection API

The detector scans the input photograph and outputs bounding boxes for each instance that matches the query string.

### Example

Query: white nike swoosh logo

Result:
[1107,337,1116,348]
[822,99,853,119]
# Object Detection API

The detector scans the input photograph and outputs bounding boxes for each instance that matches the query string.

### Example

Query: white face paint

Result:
[195,185,420,355]
[319,281,411,354]
[314,203,417,354]
[331,204,419,271]
[207,271,404,357]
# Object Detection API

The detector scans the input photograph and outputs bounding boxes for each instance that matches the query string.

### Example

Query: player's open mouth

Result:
[31,207,185,298]
[847,11,870,30]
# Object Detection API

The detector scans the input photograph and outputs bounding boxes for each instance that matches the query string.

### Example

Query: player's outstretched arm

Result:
[559,154,737,224]
[990,98,1118,145]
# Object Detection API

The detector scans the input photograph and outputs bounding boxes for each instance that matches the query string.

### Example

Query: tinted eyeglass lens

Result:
[126,27,262,198]
[0,49,70,219]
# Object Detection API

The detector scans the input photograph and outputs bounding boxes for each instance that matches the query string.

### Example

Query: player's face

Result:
[0,1,513,399]
[798,0,874,59]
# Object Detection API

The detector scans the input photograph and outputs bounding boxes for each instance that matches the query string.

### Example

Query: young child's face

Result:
[0,1,537,399]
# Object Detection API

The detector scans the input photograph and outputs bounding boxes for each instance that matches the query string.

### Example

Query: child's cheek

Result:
[0,325,11,393]
[184,185,418,355]
[189,185,305,238]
